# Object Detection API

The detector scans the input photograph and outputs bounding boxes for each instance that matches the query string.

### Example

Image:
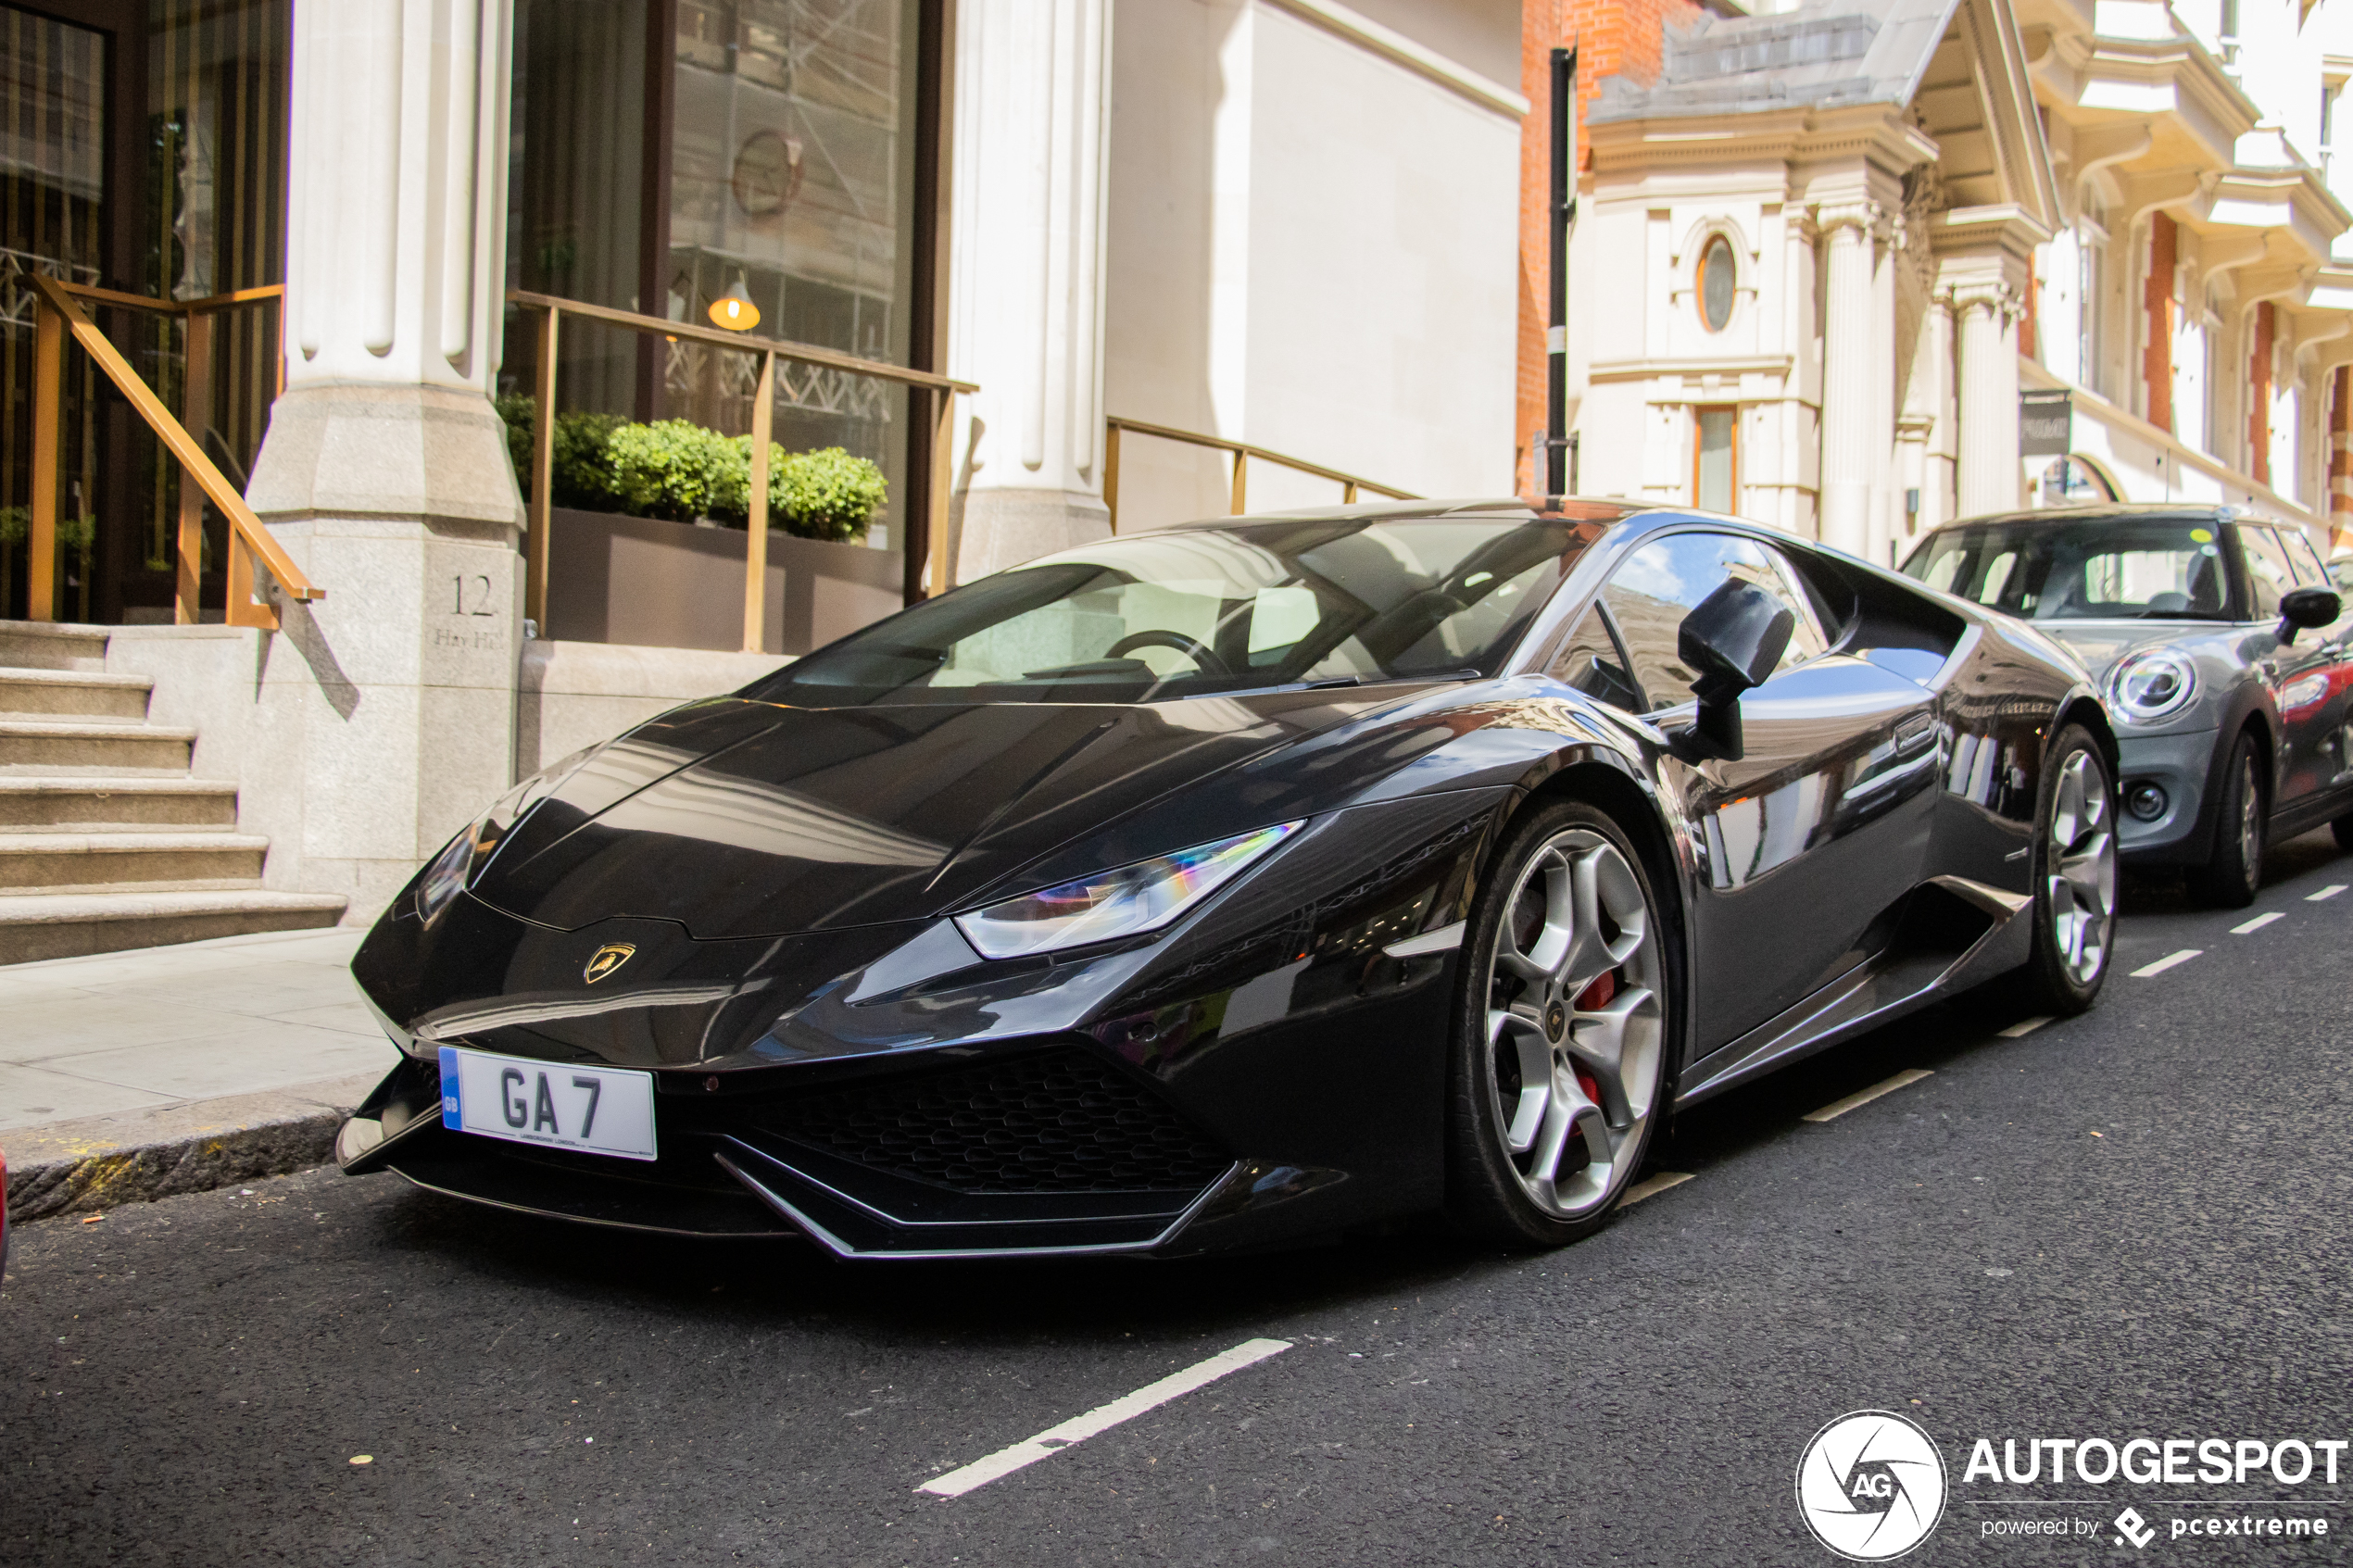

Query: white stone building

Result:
[1567,0,2353,563]
[0,0,1526,947]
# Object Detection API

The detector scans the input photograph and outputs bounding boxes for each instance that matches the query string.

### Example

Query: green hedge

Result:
[736,442,891,542]
[494,398,887,541]
[494,395,628,513]
[0,507,96,551]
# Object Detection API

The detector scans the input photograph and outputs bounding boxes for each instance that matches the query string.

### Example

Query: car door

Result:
[1582,530,1941,1054]
[2238,523,2337,808]
[2274,526,2353,798]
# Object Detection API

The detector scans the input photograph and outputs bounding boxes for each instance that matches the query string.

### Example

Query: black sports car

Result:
[337,500,2118,1258]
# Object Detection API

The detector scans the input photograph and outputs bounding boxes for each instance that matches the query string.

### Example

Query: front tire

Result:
[2004,725,2118,1016]
[1445,799,1674,1248]
[2186,732,2265,909]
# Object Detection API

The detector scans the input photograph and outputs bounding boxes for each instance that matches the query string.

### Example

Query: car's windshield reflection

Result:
[744,515,1608,708]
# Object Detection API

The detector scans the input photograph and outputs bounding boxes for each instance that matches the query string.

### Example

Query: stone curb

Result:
[2,1073,378,1223]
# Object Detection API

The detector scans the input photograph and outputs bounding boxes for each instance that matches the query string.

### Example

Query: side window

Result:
[2238,525,2296,621]
[2278,527,2329,586]
[1601,532,1820,712]
[1549,604,1642,710]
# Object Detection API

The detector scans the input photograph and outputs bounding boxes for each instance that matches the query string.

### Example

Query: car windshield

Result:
[1900,518,2241,621]
[743,514,1609,708]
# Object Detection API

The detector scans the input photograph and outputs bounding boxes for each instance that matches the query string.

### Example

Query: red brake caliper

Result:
[1569,970,1615,1105]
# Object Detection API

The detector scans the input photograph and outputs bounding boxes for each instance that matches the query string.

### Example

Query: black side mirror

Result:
[2278,585,2340,644]
[1670,579,1794,762]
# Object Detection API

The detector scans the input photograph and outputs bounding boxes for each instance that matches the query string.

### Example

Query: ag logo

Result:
[582,943,636,984]
[1795,1411,1947,1561]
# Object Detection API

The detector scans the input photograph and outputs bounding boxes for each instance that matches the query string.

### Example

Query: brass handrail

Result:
[27,276,317,630]
[1101,415,1418,533]
[506,291,978,651]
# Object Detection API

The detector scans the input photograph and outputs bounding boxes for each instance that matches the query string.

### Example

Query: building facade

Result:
[0,0,1525,932]
[1529,0,2353,563]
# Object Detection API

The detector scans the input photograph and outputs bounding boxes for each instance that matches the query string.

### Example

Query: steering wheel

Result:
[1105,629,1233,676]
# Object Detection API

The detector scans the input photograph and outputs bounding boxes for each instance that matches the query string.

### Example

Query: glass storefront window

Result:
[138,0,290,612]
[504,0,923,555]
[0,6,107,619]
[666,0,917,545]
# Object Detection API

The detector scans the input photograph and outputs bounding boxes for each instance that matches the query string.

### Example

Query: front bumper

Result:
[2114,727,2221,867]
[335,1044,1261,1258]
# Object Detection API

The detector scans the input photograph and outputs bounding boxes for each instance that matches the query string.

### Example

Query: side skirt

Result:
[1672,876,2032,1109]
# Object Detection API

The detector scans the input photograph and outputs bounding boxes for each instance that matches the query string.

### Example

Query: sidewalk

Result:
[0,925,394,1221]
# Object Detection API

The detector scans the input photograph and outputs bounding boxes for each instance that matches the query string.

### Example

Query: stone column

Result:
[2331,366,2353,551]
[1922,292,1957,533]
[1954,282,2020,518]
[244,0,522,915]
[1816,205,1876,556]
[947,0,1114,582]
[1869,213,1898,565]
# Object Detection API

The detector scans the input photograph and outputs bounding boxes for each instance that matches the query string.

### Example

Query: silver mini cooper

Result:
[1903,506,2348,906]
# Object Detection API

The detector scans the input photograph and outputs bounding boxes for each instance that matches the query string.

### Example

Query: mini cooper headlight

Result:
[2107,650,2198,724]
[955,822,1304,960]
[414,742,604,922]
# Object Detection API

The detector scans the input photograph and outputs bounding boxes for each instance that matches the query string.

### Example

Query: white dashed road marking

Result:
[2130,949,2201,977]
[2233,912,2285,934]
[919,1339,1292,1499]
[1621,1171,1694,1206]
[1802,1069,1934,1124]
[1996,1016,2053,1038]
[2307,884,2346,902]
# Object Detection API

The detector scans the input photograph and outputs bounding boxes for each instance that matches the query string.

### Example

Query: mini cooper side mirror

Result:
[1669,579,1794,763]
[2278,585,2341,644]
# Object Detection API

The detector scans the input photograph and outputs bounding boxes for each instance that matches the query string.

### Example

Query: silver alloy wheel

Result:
[1482,828,1664,1219]
[2048,749,2118,986]
[2235,752,2262,875]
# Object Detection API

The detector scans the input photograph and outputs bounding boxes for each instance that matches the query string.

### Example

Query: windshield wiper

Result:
[1301,668,1481,690]
[1018,659,1153,681]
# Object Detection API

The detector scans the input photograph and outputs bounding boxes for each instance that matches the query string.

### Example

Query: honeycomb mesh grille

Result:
[765,1050,1230,1195]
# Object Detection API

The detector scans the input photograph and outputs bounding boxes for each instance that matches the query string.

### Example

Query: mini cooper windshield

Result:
[747,515,1607,707]
[1903,517,2242,622]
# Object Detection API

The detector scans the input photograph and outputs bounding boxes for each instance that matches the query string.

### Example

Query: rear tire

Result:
[2186,733,2265,909]
[1445,799,1675,1248]
[2002,725,2118,1017]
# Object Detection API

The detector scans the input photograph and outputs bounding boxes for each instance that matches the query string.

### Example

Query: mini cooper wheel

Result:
[2186,731,2265,909]
[2004,725,2118,1016]
[1446,800,1672,1247]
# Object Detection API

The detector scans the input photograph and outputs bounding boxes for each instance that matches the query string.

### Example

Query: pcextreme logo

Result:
[1795,1411,1950,1561]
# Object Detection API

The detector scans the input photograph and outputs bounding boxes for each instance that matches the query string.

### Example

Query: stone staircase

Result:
[0,621,346,963]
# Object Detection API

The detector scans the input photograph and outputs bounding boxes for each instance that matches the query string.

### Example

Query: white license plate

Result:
[438,1046,658,1161]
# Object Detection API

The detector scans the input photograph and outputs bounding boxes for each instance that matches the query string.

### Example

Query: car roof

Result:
[1170,496,1655,529]
[1928,504,2239,531]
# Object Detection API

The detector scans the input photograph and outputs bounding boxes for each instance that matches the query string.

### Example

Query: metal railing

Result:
[25,275,321,629]
[508,291,976,652]
[1101,415,1417,533]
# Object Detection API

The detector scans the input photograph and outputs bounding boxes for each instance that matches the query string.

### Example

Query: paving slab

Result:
[0,924,393,1220]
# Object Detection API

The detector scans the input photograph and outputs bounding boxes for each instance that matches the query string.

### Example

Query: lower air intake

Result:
[765,1048,1229,1195]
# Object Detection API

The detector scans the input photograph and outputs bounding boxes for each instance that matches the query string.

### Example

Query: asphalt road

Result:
[6,832,2353,1568]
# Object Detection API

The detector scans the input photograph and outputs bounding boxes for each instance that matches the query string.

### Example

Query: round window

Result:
[1700,236,1736,332]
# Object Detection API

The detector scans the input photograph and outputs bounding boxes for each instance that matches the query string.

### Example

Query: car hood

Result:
[2036,620,2237,679]
[469,687,1435,939]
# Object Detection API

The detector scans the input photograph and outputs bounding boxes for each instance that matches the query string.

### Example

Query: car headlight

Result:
[954,822,1304,960]
[2107,650,2198,723]
[414,742,604,923]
